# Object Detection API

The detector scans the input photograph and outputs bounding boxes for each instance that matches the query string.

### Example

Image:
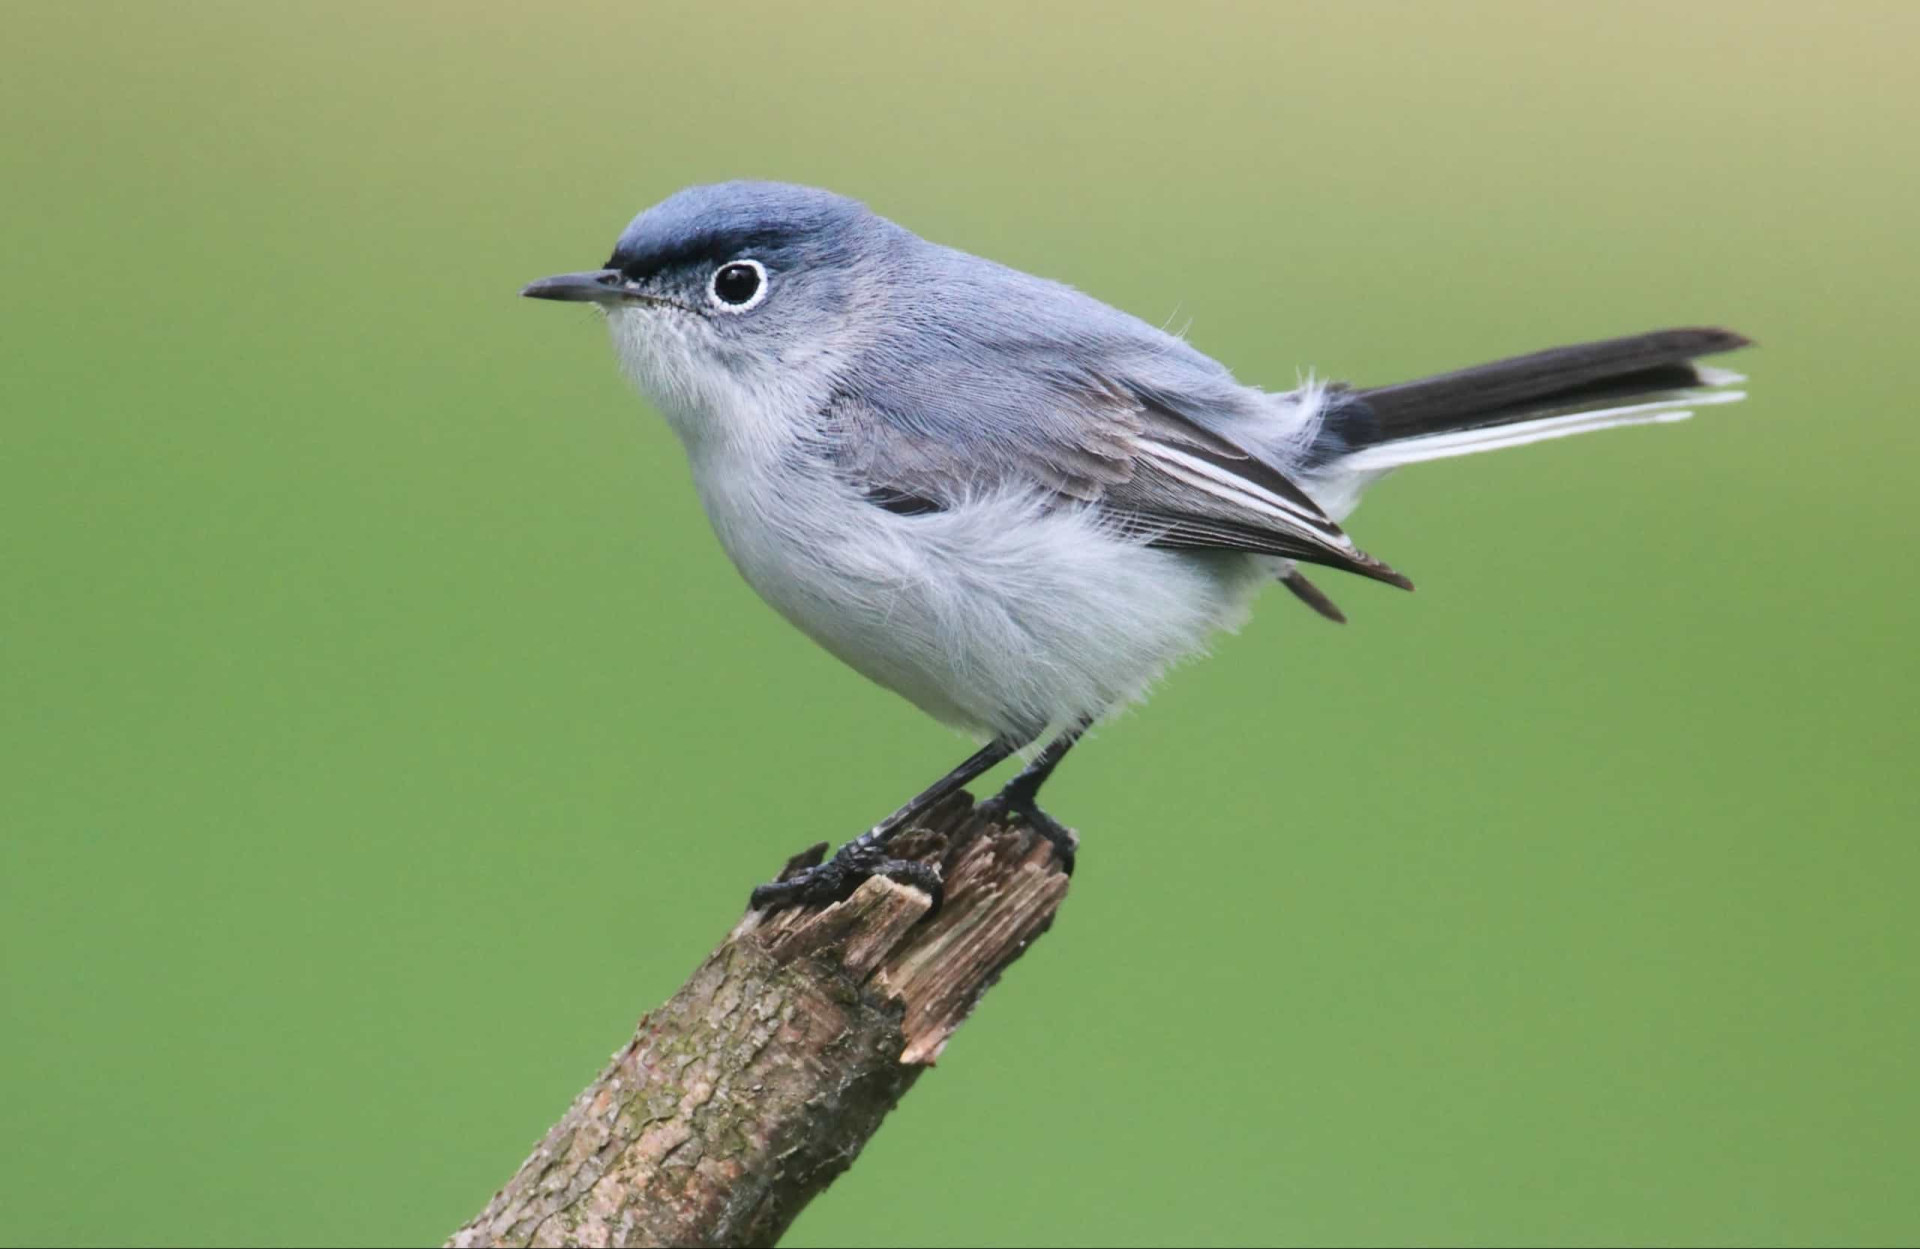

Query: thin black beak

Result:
[520,269,628,304]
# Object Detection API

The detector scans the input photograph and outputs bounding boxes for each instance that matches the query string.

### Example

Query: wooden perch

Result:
[448,793,1072,1249]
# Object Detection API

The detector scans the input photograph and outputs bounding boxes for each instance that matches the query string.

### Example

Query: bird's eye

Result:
[709,260,767,311]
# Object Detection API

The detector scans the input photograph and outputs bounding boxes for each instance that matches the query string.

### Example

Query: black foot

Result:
[975,793,1078,874]
[749,833,945,917]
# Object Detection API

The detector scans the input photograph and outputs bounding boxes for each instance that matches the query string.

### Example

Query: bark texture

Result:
[448,793,1071,1249]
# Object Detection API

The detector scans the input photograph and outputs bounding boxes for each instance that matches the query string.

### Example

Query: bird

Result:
[521,181,1750,914]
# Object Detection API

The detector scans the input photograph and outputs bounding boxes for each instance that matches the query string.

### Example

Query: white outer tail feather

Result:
[1335,384,1747,473]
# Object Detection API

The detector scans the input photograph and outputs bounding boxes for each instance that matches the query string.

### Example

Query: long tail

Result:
[1310,327,1751,475]
[1274,328,1752,621]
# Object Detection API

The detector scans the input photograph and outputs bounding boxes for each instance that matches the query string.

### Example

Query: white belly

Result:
[689,455,1270,742]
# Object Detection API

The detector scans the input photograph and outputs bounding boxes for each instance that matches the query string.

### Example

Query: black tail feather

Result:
[1278,327,1750,618]
[1279,568,1348,624]
[1341,326,1752,446]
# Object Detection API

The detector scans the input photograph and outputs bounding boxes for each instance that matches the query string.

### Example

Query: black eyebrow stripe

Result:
[610,228,798,279]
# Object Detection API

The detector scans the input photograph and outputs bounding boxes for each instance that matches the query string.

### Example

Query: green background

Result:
[4,3,1916,1244]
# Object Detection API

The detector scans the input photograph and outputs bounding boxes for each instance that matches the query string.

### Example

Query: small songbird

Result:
[522,181,1750,912]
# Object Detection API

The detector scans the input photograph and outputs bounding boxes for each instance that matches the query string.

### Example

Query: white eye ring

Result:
[708,259,769,312]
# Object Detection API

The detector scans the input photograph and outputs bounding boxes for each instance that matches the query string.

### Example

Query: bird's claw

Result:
[973,794,1077,875]
[749,837,945,918]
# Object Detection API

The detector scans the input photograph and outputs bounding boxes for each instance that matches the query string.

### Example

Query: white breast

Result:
[605,303,1273,742]
[689,442,1270,742]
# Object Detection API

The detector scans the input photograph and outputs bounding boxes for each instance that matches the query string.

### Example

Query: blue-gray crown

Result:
[606,181,874,277]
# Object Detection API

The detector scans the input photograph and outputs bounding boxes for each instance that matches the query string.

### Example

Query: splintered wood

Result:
[449,796,1070,1249]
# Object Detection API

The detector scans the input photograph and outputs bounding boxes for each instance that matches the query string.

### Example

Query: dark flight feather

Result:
[1351,327,1751,443]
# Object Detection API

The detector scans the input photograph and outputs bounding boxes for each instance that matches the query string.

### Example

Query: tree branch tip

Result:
[447,799,1071,1248]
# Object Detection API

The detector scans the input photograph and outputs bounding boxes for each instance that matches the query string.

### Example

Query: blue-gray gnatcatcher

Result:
[523,181,1750,913]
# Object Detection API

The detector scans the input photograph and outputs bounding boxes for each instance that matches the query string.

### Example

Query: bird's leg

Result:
[974,721,1087,873]
[749,735,1025,916]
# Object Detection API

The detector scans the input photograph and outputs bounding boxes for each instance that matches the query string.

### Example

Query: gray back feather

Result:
[610,182,1407,586]
[815,217,1409,586]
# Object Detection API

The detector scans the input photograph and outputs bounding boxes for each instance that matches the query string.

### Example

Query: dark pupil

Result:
[713,263,760,305]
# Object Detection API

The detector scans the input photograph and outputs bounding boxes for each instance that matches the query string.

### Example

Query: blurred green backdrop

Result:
[4,2,1916,1245]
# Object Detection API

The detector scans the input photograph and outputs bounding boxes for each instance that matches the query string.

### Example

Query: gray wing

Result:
[815,242,1410,587]
[822,368,1411,590]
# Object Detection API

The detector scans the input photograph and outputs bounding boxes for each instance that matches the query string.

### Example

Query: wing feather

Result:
[819,367,1410,589]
